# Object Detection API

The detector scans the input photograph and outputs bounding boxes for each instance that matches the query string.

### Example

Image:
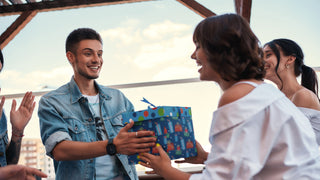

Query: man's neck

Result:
[73,76,98,96]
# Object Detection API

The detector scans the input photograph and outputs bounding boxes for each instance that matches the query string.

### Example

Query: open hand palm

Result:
[10,92,35,132]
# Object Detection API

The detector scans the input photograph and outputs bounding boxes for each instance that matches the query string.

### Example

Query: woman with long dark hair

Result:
[263,39,320,145]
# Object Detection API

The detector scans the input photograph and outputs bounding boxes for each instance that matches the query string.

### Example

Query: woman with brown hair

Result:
[139,14,320,179]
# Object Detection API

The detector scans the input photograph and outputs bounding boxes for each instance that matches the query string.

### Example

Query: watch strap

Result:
[108,138,113,144]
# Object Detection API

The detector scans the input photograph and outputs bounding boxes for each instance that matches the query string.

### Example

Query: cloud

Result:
[99,20,194,69]
[100,20,191,43]
[152,66,198,81]
[0,66,73,94]
[100,27,142,44]
[133,35,194,68]
[142,20,190,39]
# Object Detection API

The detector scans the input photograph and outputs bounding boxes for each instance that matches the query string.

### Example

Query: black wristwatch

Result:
[106,138,117,155]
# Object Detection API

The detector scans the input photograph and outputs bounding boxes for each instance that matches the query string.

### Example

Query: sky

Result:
[0,0,320,150]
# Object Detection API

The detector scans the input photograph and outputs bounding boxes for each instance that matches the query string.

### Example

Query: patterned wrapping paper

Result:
[122,106,198,164]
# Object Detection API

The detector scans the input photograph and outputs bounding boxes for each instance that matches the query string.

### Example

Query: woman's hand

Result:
[175,140,208,164]
[139,144,191,180]
[10,92,35,135]
[138,144,172,175]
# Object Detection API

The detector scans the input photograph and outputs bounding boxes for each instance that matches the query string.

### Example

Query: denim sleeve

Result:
[121,91,134,112]
[38,96,72,158]
[0,116,8,166]
[45,131,71,157]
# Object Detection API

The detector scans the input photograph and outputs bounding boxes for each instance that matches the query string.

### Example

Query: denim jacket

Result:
[0,111,8,166]
[38,77,138,180]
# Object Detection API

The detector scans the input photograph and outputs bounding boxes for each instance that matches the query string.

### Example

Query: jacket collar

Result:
[69,76,112,104]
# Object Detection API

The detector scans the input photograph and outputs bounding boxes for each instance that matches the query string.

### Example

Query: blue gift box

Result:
[122,106,197,164]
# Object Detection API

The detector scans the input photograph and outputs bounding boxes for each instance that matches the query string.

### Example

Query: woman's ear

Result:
[286,55,296,65]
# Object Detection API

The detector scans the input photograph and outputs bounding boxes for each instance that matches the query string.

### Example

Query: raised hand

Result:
[113,119,157,155]
[10,92,35,135]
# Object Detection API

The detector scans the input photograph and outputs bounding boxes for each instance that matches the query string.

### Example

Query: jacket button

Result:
[0,152,3,156]
[88,118,92,122]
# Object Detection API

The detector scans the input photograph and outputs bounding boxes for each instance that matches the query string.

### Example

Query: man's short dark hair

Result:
[65,28,102,54]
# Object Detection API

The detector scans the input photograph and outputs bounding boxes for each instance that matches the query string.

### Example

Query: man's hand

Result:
[114,120,157,155]
[0,164,47,180]
[10,92,35,135]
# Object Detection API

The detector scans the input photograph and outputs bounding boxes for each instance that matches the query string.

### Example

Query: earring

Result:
[285,64,289,69]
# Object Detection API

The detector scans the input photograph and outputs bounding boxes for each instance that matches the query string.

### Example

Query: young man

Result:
[38,28,156,179]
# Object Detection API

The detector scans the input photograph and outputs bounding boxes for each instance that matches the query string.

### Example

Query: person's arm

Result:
[0,164,47,180]
[6,92,35,164]
[52,120,157,161]
[139,144,191,180]
[52,140,108,161]
[5,136,22,165]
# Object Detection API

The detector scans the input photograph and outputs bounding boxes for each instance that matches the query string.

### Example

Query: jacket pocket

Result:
[109,115,124,134]
[68,119,88,142]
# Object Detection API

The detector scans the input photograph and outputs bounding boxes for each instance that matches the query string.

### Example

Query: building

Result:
[19,138,55,179]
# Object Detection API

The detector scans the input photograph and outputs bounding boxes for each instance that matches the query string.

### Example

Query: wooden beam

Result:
[0,0,153,16]
[0,0,10,6]
[0,10,37,49]
[234,0,252,23]
[9,0,23,4]
[176,0,216,18]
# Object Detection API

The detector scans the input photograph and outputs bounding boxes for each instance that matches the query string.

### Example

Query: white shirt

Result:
[84,94,121,180]
[190,83,320,180]
[299,107,320,145]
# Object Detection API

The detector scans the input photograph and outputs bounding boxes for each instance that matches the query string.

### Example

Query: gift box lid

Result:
[122,106,192,123]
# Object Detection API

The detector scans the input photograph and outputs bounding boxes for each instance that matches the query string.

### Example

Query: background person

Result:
[263,38,320,144]
[0,49,36,166]
[138,14,320,179]
[0,49,46,179]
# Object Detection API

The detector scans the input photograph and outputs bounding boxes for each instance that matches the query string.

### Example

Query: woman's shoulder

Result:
[292,88,320,110]
[218,81,262,108]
